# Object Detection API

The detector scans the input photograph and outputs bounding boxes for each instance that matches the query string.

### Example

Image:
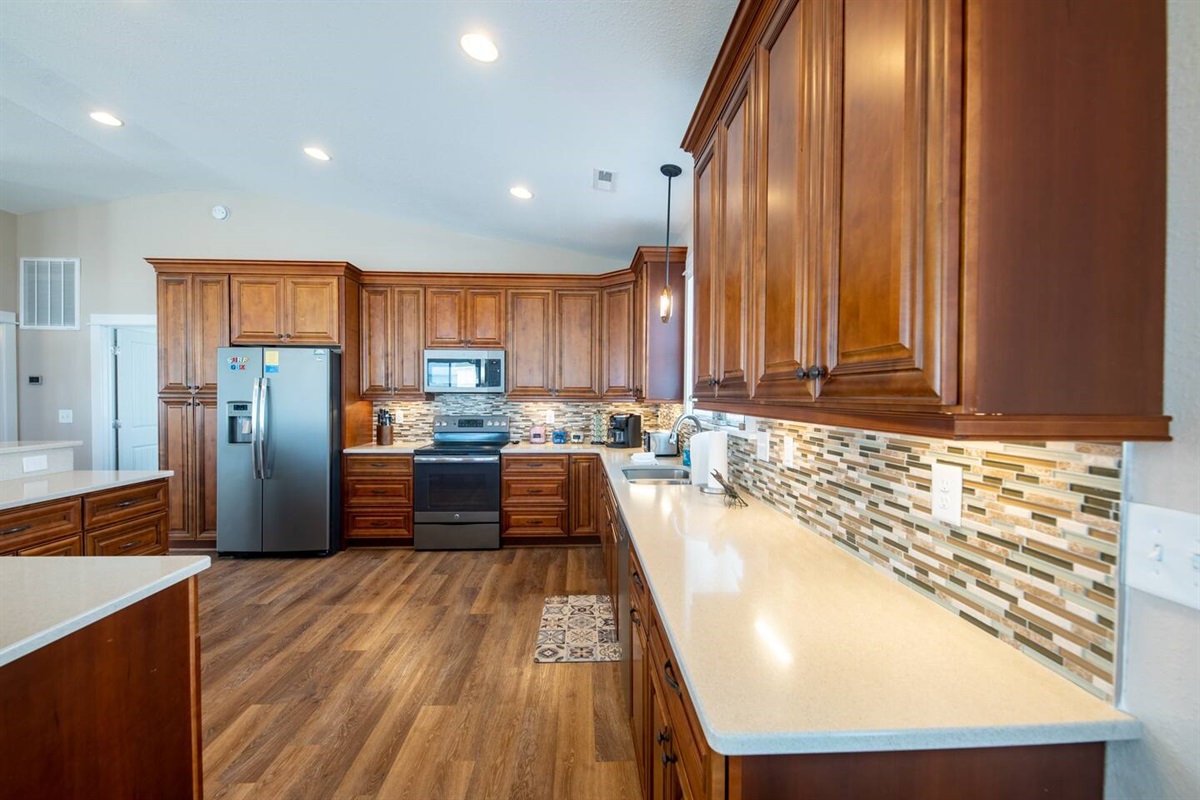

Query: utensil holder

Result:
[377,425,394,446]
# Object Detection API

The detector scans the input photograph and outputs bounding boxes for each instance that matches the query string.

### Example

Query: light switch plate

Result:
[783,435,795,468]
[1125,502,1200,610]
[58,409,72,423]
[756,430,770,461]
[931,463,963,526]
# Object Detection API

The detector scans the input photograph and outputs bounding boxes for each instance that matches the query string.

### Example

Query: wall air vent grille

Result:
[593,169,617,192]
[20,258,80,330]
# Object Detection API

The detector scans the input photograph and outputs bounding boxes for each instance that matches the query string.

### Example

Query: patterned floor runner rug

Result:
[534,594,620,663]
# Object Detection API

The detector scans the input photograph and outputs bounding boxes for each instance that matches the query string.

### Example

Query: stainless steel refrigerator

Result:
[216,347,341,555]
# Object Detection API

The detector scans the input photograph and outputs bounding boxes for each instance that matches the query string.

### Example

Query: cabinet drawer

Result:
[345,454,414,477]
[345,478,413,506]
[346,510,412,539]
[0,498,82,555]
[83,480,168,530]
[647,610,711,797]
[86,514,168,556]
[501,455,569,476]
[501,477,567,505]
[19,533,84,557]
[502,508,567,536]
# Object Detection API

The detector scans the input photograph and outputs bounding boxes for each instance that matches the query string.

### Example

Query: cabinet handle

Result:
[0,524,31,536]
[277,334,285,340]
[526,463,543,468]
[119,541,138,550]
[530,519,543,525]
[661,752,678,765]
[632,571,644,590]
[370,521,389,527]
[656,728,670,745]
[527,488,543,495]
[629,608,640,626]
[663,659,682,695]
[114,499,140,509]
[369,463,388,467]
[805,365,828,380]
[370,490,389,495]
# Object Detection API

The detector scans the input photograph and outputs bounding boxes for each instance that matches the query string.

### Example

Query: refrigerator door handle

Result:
[259,377,272,479]
[250,377,263,479]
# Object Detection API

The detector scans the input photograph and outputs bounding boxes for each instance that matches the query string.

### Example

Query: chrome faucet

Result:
[668,413,704,446]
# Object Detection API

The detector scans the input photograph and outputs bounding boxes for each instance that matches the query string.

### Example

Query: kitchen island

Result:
[0,555,210,799]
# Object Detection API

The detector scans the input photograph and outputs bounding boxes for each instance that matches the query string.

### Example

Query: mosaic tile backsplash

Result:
[727,420,1122,701]
[373,395,683,443]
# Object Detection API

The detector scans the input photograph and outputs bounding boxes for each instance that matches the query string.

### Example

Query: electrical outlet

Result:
[58,409,73,424]
[22,454,48,473]
[545,410,555,424]
[931,463,963,526]
[783,435,795,468]
[756,430,770,461]
[394,410,404,425]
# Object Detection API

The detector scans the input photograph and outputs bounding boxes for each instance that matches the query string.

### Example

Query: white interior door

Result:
[115,327,159,470]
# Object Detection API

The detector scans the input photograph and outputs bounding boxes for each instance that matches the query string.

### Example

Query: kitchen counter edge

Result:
[0,470,175,512]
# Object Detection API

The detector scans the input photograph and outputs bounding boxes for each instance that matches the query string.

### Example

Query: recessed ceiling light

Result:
[89,111,123,127]
[303,146,331,162]
[461,33,499,63]
[509,186,533,200]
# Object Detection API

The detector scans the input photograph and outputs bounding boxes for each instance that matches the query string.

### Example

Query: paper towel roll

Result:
[706,431,729,490]
[689,432,711,486]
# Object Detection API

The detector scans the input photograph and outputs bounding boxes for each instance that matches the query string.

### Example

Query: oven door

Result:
[413,455,501,522]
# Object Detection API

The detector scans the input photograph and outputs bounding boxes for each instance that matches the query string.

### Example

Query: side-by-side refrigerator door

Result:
[260,347,338,553]
[216,347,264,553]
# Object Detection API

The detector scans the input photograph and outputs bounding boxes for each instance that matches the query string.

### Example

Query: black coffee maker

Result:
[607,413,642,448]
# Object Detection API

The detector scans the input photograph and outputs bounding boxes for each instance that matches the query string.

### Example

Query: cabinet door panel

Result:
[195,397,219,542]
[158,398,191,542]
[817,0,960,404]
[426,288,465,347]
[360,286,392,396]
[465,289,504,347]
[601,283,636,400]
[230,276,284,343]
[692,137,719,399]
[393,287,425,396]
[716,66,754,399]
[752,0,817,403]
[157,275,191,394]
[192,275,230,393]
[555,289,601,399]
[568,456,599,536]
[285,276,339,344]
[507,290,554,399]
[18,534,84,557]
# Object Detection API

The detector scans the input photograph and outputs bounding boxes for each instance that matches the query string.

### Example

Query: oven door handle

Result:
[414,455,500,464]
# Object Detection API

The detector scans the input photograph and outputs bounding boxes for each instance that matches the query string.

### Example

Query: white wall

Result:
[1105,2,1200,797]
[12,190,628,464]
[0,211,16,312]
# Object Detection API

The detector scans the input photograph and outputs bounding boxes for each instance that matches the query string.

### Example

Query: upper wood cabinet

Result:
[601,281,637,401]
[361,286,425,399]
[156,274,229,394]
[632,248,687,404]
[682,0,1168,440]
[425,287,505,348]
[230,275,340,345]
[506,288,601,400]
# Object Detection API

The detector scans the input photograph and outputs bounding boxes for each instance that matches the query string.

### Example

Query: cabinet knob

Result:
[661,752,678,765]
[805,365,828,380]
[656,728,670,745]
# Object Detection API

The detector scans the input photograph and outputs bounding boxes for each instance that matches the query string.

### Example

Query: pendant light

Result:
[659,163,682,324]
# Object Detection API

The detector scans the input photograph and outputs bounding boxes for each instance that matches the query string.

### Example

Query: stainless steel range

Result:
[412,415,509,550]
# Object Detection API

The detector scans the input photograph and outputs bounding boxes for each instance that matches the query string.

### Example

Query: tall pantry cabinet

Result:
[150,259,368,549]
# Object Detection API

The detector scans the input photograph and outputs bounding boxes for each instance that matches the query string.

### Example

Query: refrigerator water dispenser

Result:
[227,402,253,443]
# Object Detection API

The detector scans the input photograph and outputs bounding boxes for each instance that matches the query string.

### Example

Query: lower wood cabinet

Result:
[342,454,413,543]
[160,395,218,547]
[0,479,169,557]
[501,455,569,540]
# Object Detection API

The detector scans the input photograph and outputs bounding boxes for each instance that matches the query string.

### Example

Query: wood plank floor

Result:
[198,547,642,800]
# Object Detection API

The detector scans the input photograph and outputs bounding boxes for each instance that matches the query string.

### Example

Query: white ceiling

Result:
[0,1,738,262]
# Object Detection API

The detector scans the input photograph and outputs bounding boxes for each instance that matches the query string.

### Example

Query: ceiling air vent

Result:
[20,258,80,330]
[593,169,617,192]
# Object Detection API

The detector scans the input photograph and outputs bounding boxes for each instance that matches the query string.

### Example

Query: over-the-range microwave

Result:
[422,349,505,393]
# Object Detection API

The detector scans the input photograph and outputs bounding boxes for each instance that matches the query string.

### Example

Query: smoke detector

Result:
[593,169,617,192]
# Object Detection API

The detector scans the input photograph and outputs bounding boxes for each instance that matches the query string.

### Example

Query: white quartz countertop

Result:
[0,555,210,667]
[0,440,83,455]
[0,470,173,511]
[561,447,1138,755]
[343,441,429,454]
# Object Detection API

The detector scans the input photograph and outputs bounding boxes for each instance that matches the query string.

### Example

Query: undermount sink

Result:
[622,466,691,485]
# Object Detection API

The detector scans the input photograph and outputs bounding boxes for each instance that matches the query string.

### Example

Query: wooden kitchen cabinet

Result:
[501,455,570,539]
[157,273,229,394]
[506,289,601,400]
[361,285,425,398]
[230,275,340,345]
[600,280,637,401]
[0,480,168,557]
[632,247,688,403]
[159,396,217,546]
[425,287,505,348]
[343,455,414,542]
[0,498,82,556]
[568,454,600,537]
[682,0,1169,441]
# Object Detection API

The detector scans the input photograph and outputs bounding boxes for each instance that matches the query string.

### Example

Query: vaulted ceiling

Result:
[0,1,738,260]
